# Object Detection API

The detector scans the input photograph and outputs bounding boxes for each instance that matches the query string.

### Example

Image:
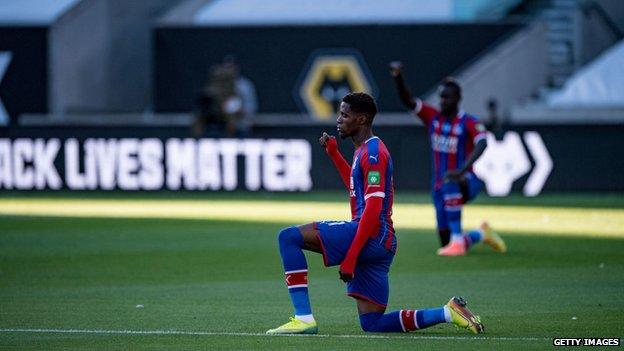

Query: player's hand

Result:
[319,132,338,154]
[338,270,354,283]
[444,170,465,183]
[389,61,403,77]
[339,260,355,282]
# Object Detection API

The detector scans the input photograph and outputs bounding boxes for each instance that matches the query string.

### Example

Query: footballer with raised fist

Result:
[389,61,507,256]
[266,92,484,335]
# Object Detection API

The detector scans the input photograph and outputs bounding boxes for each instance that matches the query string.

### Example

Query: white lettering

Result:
[197,139,221,190]
[118,139,140,190]
[65,139,85,189]
[0,137,313,192]
[94,139,117,190]
[0,139,12,188]
[553,338,582,346]
[13,139,35,189]
[263,139,287,191]
[34,139,61,189]
[82,139,98,189]
[242,139,262,191]
[285,139,312,191]
[219,139,238,191]
[166,138,197,190]
[139,138,163,190]
[431,134,458,153]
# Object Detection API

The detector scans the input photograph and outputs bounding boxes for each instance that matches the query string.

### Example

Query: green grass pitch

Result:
[0,192,623,350]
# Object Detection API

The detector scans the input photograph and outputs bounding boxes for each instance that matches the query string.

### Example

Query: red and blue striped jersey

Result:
[349,136,396,253]
[413,99,487,190]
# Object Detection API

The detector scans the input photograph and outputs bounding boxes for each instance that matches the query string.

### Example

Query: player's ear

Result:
[356,113,368,125]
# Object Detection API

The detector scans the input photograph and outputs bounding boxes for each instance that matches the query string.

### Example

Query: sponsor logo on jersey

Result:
[431,134,458,153]
[367,171,380,185]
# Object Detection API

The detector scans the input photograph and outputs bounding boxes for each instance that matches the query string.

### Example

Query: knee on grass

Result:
[359,312,385,332]
[278,226,303,247]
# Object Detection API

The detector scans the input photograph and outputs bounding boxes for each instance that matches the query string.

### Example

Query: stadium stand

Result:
[0,0,80,24]
[0,0,183,127]
[510,38,624,124]
[424,0,624,124]
[6,0,623,128]
[548,39,624,107]
[189,0,523,25]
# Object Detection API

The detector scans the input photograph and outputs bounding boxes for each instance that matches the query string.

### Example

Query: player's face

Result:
[336,102,360,139]
[439,86,460,116]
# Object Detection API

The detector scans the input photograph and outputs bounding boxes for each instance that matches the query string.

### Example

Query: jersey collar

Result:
[440,110,466,120]
[364,136,379,144]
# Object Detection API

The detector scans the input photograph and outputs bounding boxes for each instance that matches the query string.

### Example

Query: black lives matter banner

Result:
[0,138,311,191]
[2,124,623,192]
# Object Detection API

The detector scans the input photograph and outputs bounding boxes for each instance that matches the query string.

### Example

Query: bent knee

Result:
[278,226,300,245]
[360,322,378,333]
[359,312,383,332]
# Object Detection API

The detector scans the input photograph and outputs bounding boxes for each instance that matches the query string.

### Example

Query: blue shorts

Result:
[315,220,395,308]
[433,172,483,230]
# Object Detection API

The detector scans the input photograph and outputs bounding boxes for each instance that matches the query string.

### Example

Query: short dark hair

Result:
[441,77,462,97]
[342,92,377,123]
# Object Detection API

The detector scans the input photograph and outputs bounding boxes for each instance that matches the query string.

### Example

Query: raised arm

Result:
[319,132,350,190]
[389,61,417,110]
[389,61,437,125]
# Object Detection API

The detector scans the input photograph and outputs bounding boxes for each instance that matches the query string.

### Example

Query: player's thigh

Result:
[463,173,483,203]
[357,298,386,314]
[315,221,358,267]
[441,181,465,211]
[432,190,448,230]
[296,223,322,253]
[349,258,392,311]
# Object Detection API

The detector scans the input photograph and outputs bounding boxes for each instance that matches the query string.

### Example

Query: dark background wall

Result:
[154,23,519,113]
[0,27,48,126]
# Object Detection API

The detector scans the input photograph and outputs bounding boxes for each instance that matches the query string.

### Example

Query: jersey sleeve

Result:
[413,98,438,127]
[465,115,487,145]
[360,141,388,202]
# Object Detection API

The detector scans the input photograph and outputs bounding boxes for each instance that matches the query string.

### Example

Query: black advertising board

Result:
[2,124,623,193]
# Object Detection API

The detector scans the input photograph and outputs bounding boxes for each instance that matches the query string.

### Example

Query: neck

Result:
[352,127,374,148]
[442,109,459,118]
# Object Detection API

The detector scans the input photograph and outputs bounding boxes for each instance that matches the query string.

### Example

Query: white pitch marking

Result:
[0,328,547,342]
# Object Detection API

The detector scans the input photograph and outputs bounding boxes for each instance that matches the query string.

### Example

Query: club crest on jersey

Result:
[367,171,380,185]
[452,124,463,135]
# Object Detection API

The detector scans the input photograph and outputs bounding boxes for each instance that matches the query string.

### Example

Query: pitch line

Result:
[0,328,547,342]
